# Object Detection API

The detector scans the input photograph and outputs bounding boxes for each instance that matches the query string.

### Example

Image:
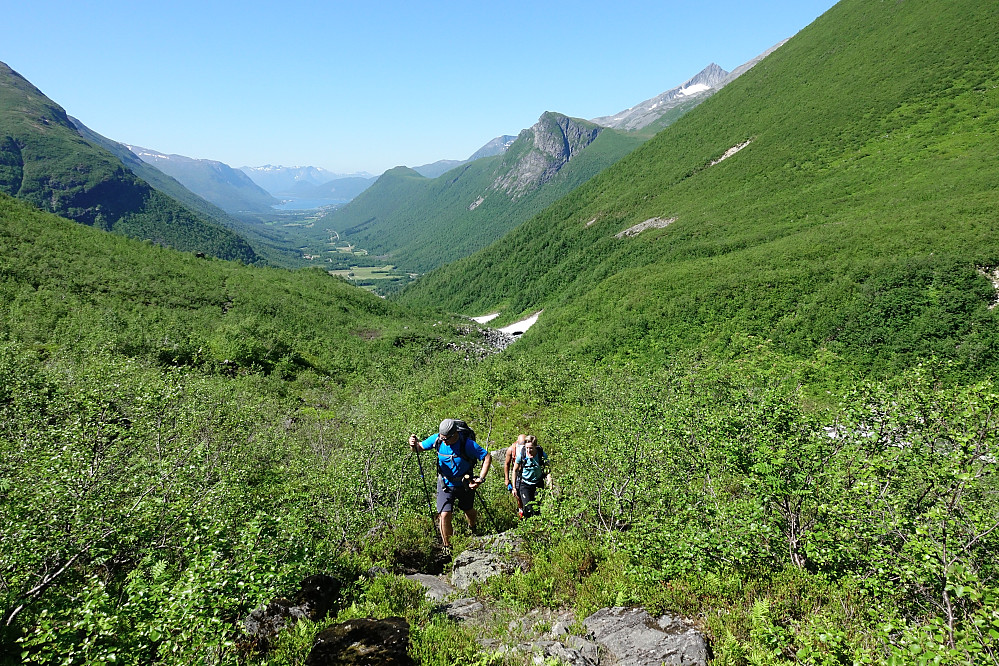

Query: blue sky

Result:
[4,0,837,175]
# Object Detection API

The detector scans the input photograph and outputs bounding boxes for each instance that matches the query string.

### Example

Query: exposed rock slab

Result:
[405,573,457,601]
[583,607,708,666]
[449,532,526,590]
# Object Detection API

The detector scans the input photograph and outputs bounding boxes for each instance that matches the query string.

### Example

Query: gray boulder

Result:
[405,573,457,601]
[583,607,709,666]
[449,532,525,590]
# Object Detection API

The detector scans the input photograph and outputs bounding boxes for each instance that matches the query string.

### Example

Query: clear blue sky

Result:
[4,0,837,176]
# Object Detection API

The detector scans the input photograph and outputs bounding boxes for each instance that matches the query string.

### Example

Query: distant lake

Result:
[272,197,345,211]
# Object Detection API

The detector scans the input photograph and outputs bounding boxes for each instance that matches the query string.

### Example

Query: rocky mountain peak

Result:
[591,63,730,131]
[491,112,602,199]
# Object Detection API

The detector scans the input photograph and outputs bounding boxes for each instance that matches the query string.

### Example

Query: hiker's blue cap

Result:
[439,419,458,436]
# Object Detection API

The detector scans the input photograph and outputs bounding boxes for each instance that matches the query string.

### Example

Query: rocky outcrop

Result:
[491,112,603,199]
[584,607,709,666]
[405,532,710,666]
[449,532,526,590]
[243,574,343,650]
[306,617,415,666]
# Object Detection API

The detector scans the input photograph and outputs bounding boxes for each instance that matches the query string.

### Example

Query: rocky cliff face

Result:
[491,112,602,199]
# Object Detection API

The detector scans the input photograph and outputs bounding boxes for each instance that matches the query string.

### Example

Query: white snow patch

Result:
[679,83,711,96]
[710,140,753,166]
[471,312,501,324]
[498,311,542,336]
[615,217,677,239]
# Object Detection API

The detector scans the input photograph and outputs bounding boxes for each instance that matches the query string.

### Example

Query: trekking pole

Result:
[412,437,443,544]
[470,476,498,532]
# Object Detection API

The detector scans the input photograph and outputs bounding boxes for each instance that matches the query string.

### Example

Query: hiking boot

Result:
[442,546,452,559]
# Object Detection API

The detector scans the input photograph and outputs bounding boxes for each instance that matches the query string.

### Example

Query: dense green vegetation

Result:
[3,0,999,663]
[0,63,257,263]
[0,195,462,378]
[3,186,998,664]
[396,0,999,379]
[314,121,645,275]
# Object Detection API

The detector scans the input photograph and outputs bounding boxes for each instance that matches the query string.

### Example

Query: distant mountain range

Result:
[0,38,780,272]
[412,135,518,179]
[239,165,373,197]
[275,175,377,201]
[127,146,279,214]
[0,62,257,262]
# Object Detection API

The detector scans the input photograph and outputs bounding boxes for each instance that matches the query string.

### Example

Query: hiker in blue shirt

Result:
[409,419,492,552]
[513,435,550,518]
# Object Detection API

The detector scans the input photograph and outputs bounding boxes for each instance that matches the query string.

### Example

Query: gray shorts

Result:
[437,477,474,513]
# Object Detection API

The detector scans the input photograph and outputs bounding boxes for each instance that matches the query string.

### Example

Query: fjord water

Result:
[272,197,345,210]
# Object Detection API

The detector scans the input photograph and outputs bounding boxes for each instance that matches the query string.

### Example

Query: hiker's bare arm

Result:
[504,446,515,484]
[469,452,491,489]
[408,434,422,450]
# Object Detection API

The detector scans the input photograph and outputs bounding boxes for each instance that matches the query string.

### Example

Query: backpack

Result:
[434,420,478,482]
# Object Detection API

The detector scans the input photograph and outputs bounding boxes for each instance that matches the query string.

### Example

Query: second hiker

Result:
[513,435,550,518]
[409,419,492,552]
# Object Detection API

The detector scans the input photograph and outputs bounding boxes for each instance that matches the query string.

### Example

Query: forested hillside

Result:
[317,118,644,274]
[2,0,998,664]
[0,63,258,262]
[397,0,999,380]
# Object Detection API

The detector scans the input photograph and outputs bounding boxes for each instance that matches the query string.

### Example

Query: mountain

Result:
[73,118,237,224]
[412,135,518,178]
[315,53,779,277]
[396,0,999,378]
[468,135,518,161]
[240,164,367,196]
[72,119,314,267]
[282,175,376,201]
[591,63,731,131]
[315,114,644,274]
[0,62,257,262]
[412,159,465,179]
[128,146,279,214]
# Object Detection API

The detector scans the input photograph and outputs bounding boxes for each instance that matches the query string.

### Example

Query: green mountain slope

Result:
[0,62,257,262]
[315,113,645,274]
[397,0,999,378]
[0,191,466,376]
[72,121,309,266]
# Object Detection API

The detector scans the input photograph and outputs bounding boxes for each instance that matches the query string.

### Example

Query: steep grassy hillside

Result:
[0,192,475,377]
[315,117,644,274]
[397,0,999,379]
[0,63,257,262]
